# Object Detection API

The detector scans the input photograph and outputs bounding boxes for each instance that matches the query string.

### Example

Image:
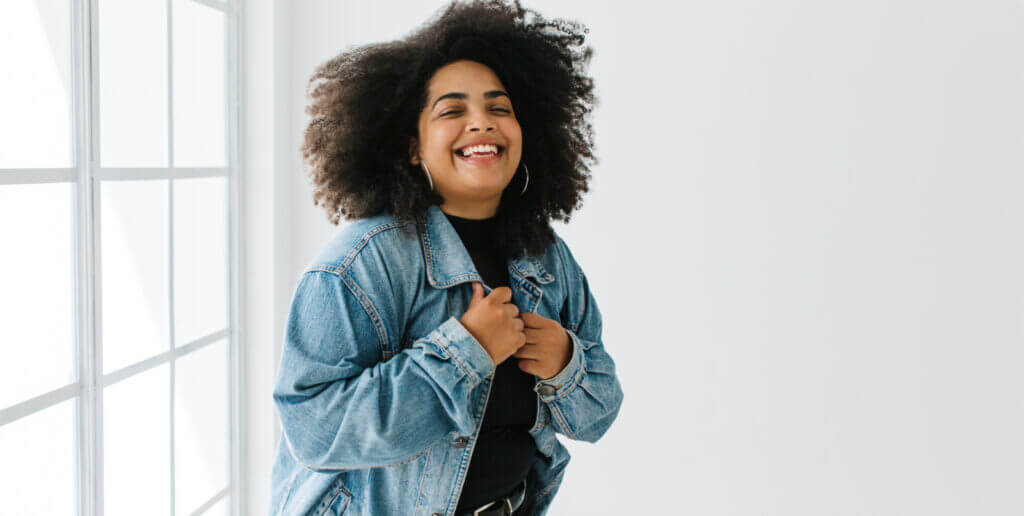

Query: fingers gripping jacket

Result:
[272,269,496,472]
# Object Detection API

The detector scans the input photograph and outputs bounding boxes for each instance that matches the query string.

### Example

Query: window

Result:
[0,0,240,514]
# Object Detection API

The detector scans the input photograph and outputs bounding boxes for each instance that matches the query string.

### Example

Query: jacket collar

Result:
[417,203,554,289]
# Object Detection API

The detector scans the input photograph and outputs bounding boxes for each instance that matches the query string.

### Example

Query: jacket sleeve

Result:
[272,269,495,472]
[533,241,624,443]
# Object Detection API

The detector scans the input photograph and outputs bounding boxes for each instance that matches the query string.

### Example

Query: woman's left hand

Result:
[513,312,572,381]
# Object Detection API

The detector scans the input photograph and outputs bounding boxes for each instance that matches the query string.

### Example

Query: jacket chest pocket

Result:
[446,279,547,320]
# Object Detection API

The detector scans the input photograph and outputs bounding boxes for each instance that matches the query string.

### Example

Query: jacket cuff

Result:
[533,327,584,401]
[432,315,496,385]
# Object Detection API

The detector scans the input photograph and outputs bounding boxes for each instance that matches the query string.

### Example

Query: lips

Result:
[454,144,504,157]
[454,145,504,165]
[453,144,504,165]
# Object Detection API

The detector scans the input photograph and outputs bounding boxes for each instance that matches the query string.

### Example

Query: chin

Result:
[461,171,513,187]
[461,181,511,198]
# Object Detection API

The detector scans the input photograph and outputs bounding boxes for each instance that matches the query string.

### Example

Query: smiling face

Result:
[409,59,523,219]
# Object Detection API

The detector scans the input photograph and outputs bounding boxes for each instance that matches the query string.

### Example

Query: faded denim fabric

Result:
[270,203,624,516]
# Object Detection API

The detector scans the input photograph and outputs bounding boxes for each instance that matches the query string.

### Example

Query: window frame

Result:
[0,0,243,514]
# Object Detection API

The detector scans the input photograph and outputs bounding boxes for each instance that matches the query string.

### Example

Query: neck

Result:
[439,198,500,219]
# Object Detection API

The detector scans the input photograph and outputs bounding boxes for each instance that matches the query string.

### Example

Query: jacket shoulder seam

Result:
[301,268,390,356]
[338,270,390,355]
[304,220,411,276]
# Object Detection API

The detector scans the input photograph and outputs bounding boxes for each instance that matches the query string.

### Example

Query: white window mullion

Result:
[168,185,177,515]
[167,0,177,513]
[226,1,243,513]
[0,168,77,185]
[102,329,228,389]
[96,167,230,181]
[190,486,230,516]
[0,383,82,427]
[76,0,103,515]
[71,0,89,514]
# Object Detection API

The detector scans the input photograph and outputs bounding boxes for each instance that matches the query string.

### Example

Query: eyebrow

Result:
[431,90,510,110]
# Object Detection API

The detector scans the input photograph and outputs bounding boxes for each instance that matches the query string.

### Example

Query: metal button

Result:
[452,436,469,448]
[536,384,557,396]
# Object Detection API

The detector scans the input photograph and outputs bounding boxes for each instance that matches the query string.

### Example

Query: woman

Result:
[270,1,624,514]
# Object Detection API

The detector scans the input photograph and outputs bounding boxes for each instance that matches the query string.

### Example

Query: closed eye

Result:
[440,108,512,116]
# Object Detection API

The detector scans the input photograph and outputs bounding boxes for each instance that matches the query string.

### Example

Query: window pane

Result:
[172,0,226,167]
[173,177,228,346]
[101,179,170,373]
[105,364,171,515]
[0,0,73,168]
[98,0,168,167]
[175,339,229,515]
[0,399,76,515]
[0,183,75,408]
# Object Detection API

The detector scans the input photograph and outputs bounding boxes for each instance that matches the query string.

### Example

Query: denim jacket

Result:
[270,203,624,515]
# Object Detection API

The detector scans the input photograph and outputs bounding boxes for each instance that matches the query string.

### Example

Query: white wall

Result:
[240,0,291,513]
[244,1,1024,514]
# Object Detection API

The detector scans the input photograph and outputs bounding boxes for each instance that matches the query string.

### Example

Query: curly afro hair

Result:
[301,0,598,258]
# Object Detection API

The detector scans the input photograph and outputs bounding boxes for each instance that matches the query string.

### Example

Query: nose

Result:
[466,111,496,133]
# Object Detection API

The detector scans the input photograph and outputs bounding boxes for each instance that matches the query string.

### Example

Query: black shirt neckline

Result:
[443,211,497,252]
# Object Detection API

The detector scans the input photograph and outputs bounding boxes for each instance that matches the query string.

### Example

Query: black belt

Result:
[456,479,527,516]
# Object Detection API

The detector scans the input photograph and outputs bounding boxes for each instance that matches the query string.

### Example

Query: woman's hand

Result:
[513,312,572,381]
[460,282,527,366]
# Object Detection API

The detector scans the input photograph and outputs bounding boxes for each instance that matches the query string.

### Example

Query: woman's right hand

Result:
[459,282,526,366]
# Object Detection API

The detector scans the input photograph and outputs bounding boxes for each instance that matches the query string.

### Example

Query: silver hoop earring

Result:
[520,163,529,196]
[420,161,434,191]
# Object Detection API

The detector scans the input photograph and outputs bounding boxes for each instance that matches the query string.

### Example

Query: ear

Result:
[408,137,420,166]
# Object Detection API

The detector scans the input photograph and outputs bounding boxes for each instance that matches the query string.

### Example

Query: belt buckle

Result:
[472,497,513,516]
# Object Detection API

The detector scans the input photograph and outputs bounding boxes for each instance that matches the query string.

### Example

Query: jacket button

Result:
[452,436,469,448]
[536,384,557,396]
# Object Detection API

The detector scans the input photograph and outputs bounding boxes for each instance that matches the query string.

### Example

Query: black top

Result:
[444,212,539,513]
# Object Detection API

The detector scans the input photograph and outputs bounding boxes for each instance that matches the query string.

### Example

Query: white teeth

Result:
[458,144,499,157]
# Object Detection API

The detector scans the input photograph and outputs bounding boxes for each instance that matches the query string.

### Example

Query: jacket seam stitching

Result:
[572,252,585,334]
[545,375,582,402]
[335,270,389,356]
[341,221,408,271]
[276,468,299,514]
[295,445,432,472]
[537,466,567,501]
[412,444,434,512]
[359,446,432,470]
[555,237,584,334]
[317,481,353,516]
[547,402,579,440]
[305,220,410,276]
[433,325,482,386]
[418,216,437,287]
[418,215,493,289]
